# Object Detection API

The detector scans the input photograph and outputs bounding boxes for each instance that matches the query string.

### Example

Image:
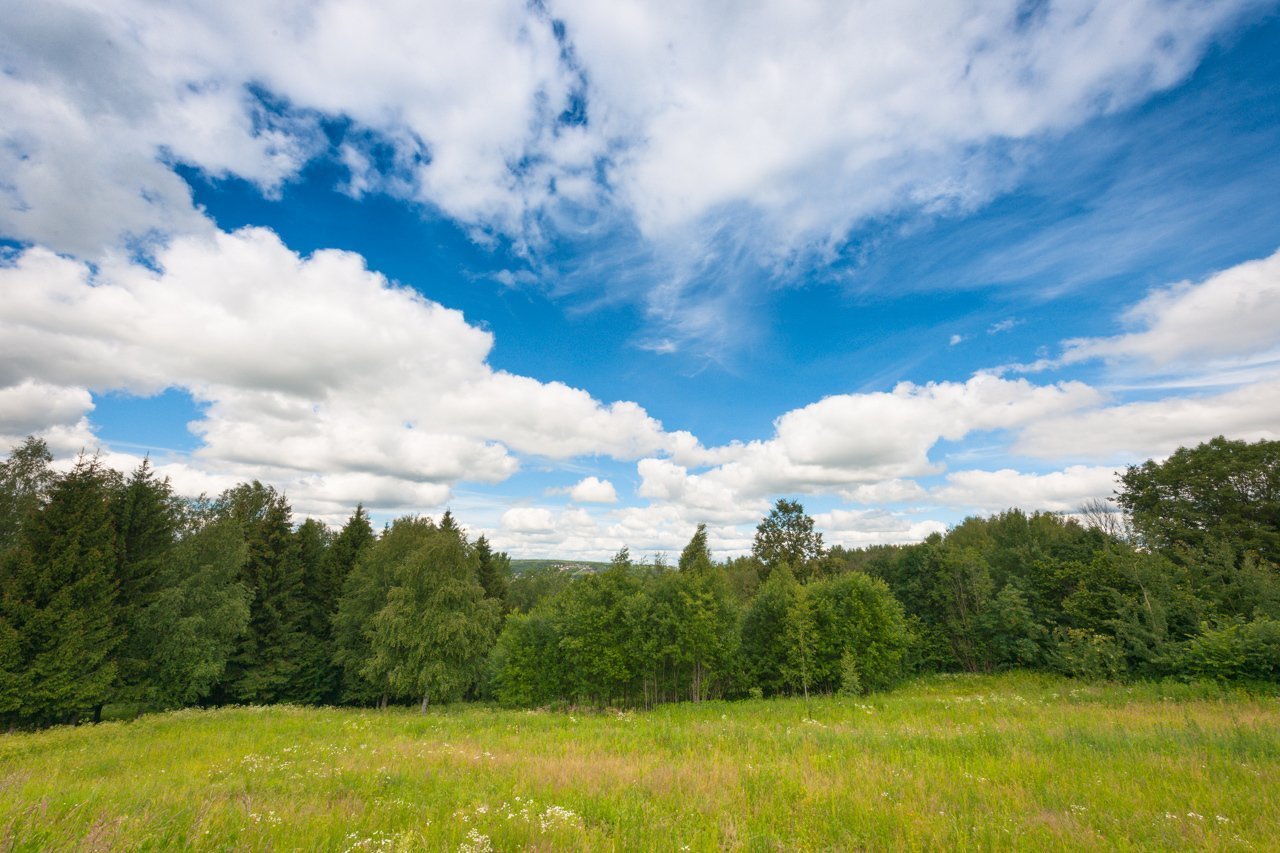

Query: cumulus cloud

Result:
[1016,379,1280,461]
[3,1,1258,267]
[929,465,1120,513]
[813,509,948,548]
[568,476,619,504]
[644,375,1103,507]
[0,227,677,515]
[1060,248,1280,375]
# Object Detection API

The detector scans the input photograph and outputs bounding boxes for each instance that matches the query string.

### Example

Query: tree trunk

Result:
[420,692,429,713]
[378,691,388,710]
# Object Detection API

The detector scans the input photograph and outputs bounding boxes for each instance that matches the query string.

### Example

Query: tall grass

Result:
[2,672,1277,849]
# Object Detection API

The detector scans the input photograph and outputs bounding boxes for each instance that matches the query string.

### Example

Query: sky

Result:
[2,0,1279,559]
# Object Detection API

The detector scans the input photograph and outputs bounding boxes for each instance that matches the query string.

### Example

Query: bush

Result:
[1179,619,1280,682]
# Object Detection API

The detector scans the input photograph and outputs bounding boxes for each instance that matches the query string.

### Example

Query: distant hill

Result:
[508,559,610,576]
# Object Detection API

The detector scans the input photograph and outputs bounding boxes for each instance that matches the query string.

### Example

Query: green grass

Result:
[2,673,1278,850]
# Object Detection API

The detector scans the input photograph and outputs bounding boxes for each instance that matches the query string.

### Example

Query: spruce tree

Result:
[474,535,511,607]
[111,460,179,706]
[0,455,122,725]
[216,482,307,704]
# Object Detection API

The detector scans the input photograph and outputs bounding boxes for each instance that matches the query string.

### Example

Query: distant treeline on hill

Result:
[0,435,1277,727]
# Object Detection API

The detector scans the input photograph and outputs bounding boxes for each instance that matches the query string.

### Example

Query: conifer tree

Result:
[0,455,122,724]
[296,506,372,704]
[216,482,306,704]
[474,534,511,608]
[111,460,180,705]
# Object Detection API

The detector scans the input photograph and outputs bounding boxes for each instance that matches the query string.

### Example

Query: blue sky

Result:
[3,1,1280,557]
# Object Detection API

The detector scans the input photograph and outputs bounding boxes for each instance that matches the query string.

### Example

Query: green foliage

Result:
[740,564,799,696]
[130,519,250,709]
[1178,618,1280,682]
[333,516,436,704]
[0,455,122,725]
[111,460,181,706]
[215,482,307,704]
[809,572,911,692]
[474,535,511,607]
[0,436,55,553]
[364,524,500,710]
[752,498,825,581]
[488,611,565,706]
[1051,628,1125,680]
[1118,436,1280,562]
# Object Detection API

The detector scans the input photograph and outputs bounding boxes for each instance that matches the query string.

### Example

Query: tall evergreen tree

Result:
[474,535,511,608]
[290,517,334,704]
[295,506,373,704]
[110,460,180,705]
[215,482,306,704]
[0,455,122,725]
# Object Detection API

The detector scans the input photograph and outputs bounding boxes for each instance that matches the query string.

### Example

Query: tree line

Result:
[0,435,1277,726]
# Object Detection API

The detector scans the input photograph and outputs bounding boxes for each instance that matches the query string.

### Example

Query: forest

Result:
[0,434,1277,727]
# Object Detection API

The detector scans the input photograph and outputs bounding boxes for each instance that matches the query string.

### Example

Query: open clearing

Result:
[2,673,1278,850]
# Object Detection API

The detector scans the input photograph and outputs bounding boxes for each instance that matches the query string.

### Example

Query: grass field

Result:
[2,673,1278,850]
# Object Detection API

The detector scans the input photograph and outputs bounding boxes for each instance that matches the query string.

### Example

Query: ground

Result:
[1,673,1277,850]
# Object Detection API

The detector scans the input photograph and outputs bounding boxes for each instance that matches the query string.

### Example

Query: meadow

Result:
[1,673,1278,850]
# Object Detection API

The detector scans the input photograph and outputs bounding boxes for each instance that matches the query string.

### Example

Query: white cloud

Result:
[656,374,1102,502]
[2,0,1258,267]
[0,381,92,439]
[554,0,1255,244]
[0,227,677,517]
[813,508,948,548]
[1060,248,1280,375]
[1016,379,1280,461]
[568,476,618,504]
[929,465,1120,513]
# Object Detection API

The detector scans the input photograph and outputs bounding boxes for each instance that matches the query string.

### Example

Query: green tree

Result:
[475,535,511,607]
[1118,436,1280,562]
[752,499,825,581]
[364,524,500,711]
[0,455,122,725]
[130,519,250,709]
[333,516,434,706]
[290,517,334,704]
[0,436,56,554]
[739,564,800,696]
[216,482,307,704]
[110,460,181,706]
